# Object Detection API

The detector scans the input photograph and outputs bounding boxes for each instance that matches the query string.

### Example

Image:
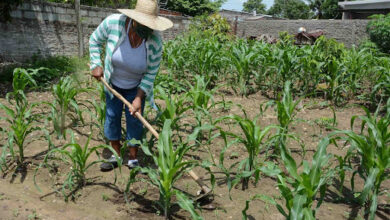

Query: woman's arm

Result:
[89,16,111,72]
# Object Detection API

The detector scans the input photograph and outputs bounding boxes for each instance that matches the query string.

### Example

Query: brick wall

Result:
[0,1,190,62]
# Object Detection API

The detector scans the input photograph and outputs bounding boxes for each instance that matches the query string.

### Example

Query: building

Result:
[219,9,255,21]
[219,9,278,21]
[339,0,390,19]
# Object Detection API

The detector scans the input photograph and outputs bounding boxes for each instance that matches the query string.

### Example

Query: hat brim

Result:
[118,9,173,31]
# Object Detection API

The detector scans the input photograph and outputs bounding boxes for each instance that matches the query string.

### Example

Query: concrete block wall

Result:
[0,1,190,62]
[0,1,371,62]
[236,19,369,47]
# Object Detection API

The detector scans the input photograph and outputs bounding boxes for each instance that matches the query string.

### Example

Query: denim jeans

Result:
[104,84,145,147]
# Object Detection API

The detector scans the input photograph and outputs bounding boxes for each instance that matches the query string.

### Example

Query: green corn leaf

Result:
[175,190,203,220]
[368,192,378,220]
[242,200,250,220]
[290,194,306,220]
[359,168,379,205]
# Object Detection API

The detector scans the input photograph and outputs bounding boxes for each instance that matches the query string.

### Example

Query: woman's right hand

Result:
[92,66,103,81]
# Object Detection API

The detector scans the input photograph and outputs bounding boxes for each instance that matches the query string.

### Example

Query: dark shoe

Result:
[100,156,121,172]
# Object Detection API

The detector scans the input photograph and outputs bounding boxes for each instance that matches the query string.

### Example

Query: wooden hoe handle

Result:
[100,79,211,193]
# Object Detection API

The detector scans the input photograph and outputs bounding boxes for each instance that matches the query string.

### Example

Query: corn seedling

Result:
[331,100,390,220]
[126,120,203,219]
[155,86,190,132]
[228,39,258,96]
[0,68,41,171]
[275,138,334,219]
[186,75,217,141]
[86,82,106,141]
[274,81,303,157]
[35,131,119,201]
[219,108,276,190]
[48,75,90,139]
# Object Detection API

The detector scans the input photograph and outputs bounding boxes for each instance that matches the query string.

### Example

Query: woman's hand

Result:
[92,66,103,81]
[130,88,145,117]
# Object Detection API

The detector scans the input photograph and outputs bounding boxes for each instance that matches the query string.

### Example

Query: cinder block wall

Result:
[0,1,190,62]
[0,1,371,63]
[235,19,369,47]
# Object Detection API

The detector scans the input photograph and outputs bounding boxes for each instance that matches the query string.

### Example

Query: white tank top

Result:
[111,23,147,89]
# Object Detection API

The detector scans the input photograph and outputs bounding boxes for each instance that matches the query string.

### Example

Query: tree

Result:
[308,0,340,19]
[242,0,266,14]
[268,0,311,19]
[165,0,226,16]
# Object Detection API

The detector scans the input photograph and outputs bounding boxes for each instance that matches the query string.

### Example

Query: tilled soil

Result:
[0,86,389,220]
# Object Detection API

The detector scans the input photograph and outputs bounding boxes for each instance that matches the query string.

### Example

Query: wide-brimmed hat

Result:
[118,0,173,31]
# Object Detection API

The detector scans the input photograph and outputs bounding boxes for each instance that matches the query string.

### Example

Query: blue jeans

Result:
[104,84,145,147]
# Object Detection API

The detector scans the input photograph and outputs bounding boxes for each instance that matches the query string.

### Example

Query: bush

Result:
[0,55,89,86]
[367,13,390,54]
[189,13,232,41]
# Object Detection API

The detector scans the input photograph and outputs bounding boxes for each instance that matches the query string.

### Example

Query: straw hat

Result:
[118,0,173,31]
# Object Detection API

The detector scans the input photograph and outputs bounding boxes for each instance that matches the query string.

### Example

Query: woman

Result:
[89,0,173,171]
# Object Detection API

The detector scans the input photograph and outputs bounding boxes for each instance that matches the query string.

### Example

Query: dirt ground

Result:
[0,85,389,220]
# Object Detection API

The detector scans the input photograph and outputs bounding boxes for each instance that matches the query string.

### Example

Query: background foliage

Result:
[267,0,312,19]
[242,0,266,14]
[367,13,390,54]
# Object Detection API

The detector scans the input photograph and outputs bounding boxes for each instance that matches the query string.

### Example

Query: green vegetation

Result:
[367,13,390,54]
[47,75,90,139]
[36,132,119,201]
[268,0,311,19]
[243,0,266,14]
[331,101,390,220]
[220,112,275,190]
[1,11,389,220]
[0,56,87,85]
[276,138,334,219]
[127,120,202,219]
[0,68,40,170]
[163,31,390,108]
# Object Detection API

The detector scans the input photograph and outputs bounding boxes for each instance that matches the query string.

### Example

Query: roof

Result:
[219,9,253,15]
[245,15,282,20]
[338,0,390,10]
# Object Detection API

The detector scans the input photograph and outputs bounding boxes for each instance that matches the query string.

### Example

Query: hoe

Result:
[100,78,212,201]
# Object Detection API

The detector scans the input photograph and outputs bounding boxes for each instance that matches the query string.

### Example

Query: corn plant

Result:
[219,108,276,190]
[86,82,106,141]
[35,131,119,201]
[48,75,89,139]
[154,86,190,132]
[126,120,202,219]
[228,39,258,96]
[331,100,390,220]
[154,71,187,95]
[274,81,303,156]
[185,75,217,141]
[275,138,334,219]
[0,68,40,171]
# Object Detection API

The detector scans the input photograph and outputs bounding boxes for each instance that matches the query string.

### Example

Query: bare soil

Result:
[0,86,389,220]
